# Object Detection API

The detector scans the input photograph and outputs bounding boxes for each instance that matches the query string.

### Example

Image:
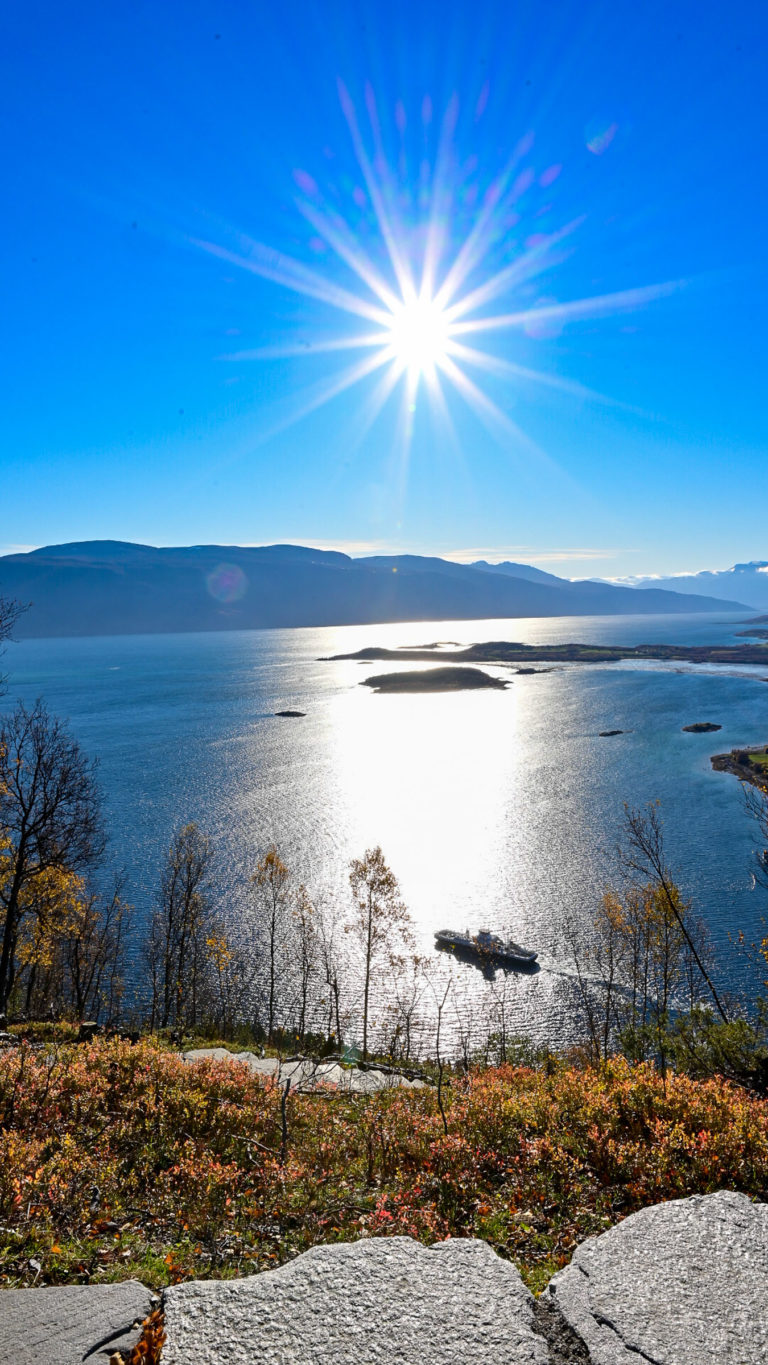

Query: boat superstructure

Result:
[434,927,537,968]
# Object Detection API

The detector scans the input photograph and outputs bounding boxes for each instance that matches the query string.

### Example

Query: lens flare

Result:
[586,120,618,156]
[206,564,247,604]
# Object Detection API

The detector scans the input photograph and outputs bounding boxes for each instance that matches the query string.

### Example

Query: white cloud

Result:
[443,545,622,565]
[0,544,37,558]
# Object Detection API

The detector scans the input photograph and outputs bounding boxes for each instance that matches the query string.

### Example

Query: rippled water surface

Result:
[6,612,768,1043]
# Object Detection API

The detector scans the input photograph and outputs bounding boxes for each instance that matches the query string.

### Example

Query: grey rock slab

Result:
[343,1067,426,1093]
[182,1049,426,1092]
[162,1236,547,1365]
[0,1280,154,1365]
[182,1048,245,1070]
[546,1189,768,1365]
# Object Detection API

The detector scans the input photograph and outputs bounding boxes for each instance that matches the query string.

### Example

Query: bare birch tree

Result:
[348,846,414,1058]
[0,701,104,1015]
[147,822,214,1031]
[0,596,24,694]
[316,893,347,1046]
[250,845,292,1043]
[292,883,319,1043]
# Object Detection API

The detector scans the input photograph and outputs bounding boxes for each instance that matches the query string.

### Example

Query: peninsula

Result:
[362,666,508,693]
[325,639,768,666]
[711,745,768,788]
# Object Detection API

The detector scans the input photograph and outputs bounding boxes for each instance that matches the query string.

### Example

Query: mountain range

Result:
[0,541,751,639]
[619,562,768,612]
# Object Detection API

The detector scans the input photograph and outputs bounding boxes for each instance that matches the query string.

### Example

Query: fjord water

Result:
[6,612,767,1043]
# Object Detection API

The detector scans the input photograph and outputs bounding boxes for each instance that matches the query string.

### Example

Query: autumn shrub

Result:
[0,1039,766,1292]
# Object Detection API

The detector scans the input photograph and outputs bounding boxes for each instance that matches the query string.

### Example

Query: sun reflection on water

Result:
[7,614,763,1049]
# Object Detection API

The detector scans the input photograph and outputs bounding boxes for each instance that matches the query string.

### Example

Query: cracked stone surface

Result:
[532,1296,591,1365]
[0,1280,154,1365]
[162,1236,547,1364]
[546,1189,768,1364]
[183,1047,427,1092]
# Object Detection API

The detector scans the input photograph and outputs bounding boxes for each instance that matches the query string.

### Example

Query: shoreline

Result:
[711,745,768,788]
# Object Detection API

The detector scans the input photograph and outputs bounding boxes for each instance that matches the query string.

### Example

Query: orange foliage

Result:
[0,1039,766,1288]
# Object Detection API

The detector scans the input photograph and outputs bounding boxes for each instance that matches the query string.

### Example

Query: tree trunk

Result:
[362,899,373,1058]
[268,900,276,1042]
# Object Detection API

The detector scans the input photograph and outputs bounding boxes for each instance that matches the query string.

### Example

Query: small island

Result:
[683,722,722,733]
[599,729,626,737]
[275,709,306,718]
[362,666,509,693]
[711,744,768,787]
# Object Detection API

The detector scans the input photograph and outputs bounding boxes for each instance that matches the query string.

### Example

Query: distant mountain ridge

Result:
[0,541,750,639]
[623,561,768,611]
[469,559,565,586]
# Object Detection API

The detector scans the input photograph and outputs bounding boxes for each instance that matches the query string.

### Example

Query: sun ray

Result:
[421,94,460,300]
[190,233,390,325]
[235,347,395,455]
[349,354,407,446]
[295,198,401,312]
[337,80,414,300]
[221,333,391,361]
[423,363,465,472]
[322,357,408,496]
[436,352,553,466]
[445,340,640,410]
[433,132,535,309]
[450,280,683,338]
[391,364,420,512]
[444,218,584,321]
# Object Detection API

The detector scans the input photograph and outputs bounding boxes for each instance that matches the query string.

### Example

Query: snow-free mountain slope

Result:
[0,542,750,638]
[628,562,768,611]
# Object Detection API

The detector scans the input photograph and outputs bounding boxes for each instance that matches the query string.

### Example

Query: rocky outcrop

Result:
[545,1189,768,1363]
[3,1192,766,1363]
[0,1280,155,1365]
[161,1237,547,1364]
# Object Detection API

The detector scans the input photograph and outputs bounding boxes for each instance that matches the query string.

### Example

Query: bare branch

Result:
[621,803,728,1023]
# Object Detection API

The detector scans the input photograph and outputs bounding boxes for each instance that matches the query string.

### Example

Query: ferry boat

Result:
[434,927,538,968]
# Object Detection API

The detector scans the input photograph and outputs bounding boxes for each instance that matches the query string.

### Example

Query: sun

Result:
[385,294,452,378]
[207,83,676,451]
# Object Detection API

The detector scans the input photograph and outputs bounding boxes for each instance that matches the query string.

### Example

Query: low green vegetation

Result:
[1,1038,767,1294]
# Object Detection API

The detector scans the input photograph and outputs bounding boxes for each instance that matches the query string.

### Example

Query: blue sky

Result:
[2,0,766,576]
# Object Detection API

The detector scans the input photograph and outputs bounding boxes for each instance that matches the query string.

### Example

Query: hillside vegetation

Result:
[1,1038,766,1295]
